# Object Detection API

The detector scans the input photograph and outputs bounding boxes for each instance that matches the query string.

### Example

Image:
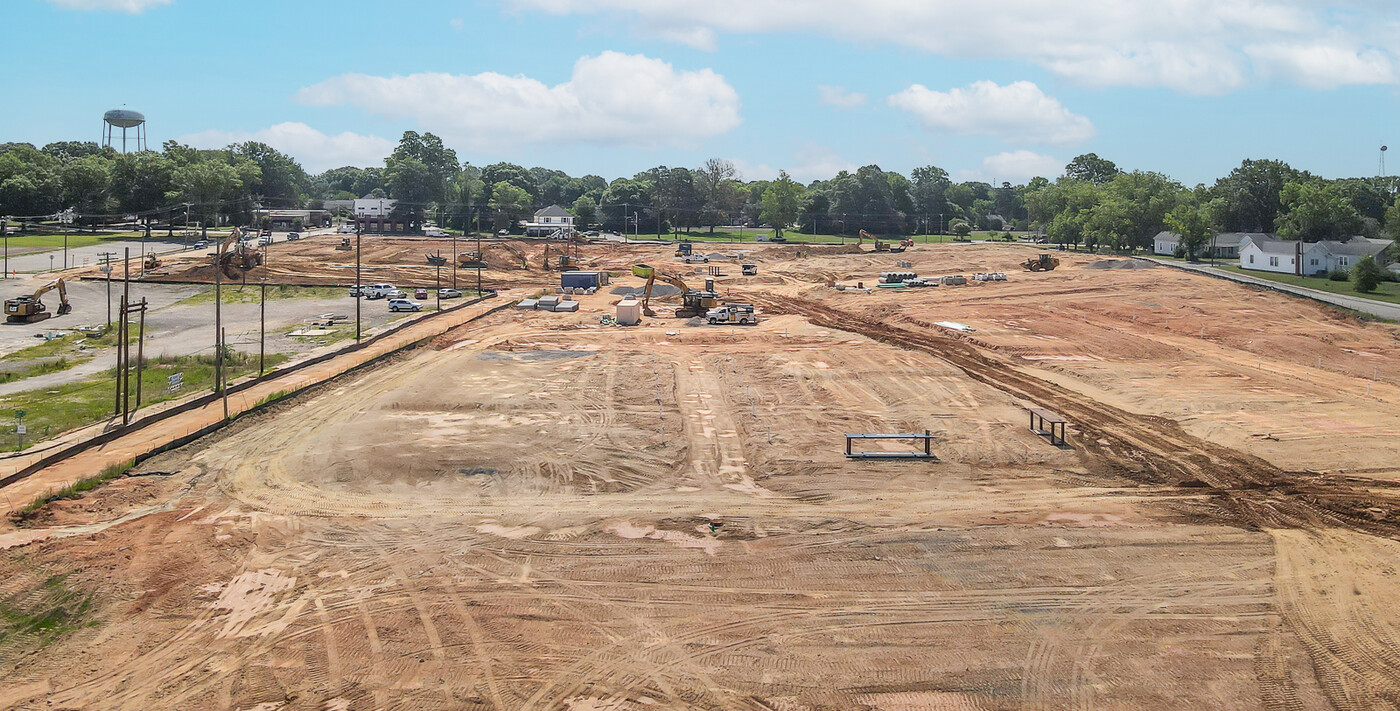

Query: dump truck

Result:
[1021,253,1060,272]
[5,278,71,323]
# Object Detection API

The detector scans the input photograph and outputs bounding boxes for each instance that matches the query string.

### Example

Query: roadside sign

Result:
[168,373,183,393]
[16,424,25,435]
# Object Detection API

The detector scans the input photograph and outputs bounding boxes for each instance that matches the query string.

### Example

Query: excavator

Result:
[458,242,531,270]
[208,227,263,278]
[542,243,578,272]
[426,252,448,267]
[858,230,893,252]
[5,278,72,323]
[630,264,719,318]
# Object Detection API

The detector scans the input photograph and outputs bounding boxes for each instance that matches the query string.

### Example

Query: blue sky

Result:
[3,0,1398,185]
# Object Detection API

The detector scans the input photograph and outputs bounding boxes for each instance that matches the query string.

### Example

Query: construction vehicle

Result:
[675,242,694,257]
[631,264,719,318]
[496,242,530,270]
[459,250,485,268]
[741,264,758,276]
[705,303,759,326]
[858,230,892,252]
[542,243,578,272]
[143,252,161,270]
[5,278,71,323]
[335,237,353,251]
[426,252,448,267]
[1021,253,1061,272]
[209,227,263,278]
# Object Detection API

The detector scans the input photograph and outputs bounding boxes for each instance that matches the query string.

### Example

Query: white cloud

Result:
[817,85,867,110]
[450,18,464,30]
[972,150,1064,184]
[46,0,170,11]
[297,52,741,150]
[499,0,1400,93]
[1246,41,1397,88]
[177,123,395,173]
[731,144,857,183]
[888,81,1095,145]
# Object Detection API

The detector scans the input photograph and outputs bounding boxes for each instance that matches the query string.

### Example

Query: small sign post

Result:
[168,373,183,394]
[15,409,26,450]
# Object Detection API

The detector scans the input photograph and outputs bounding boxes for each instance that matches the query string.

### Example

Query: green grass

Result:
[0,574,98,648]
[15,461,135,518]
[0,352,289,451]
[654,232,961,245]
[1217,265,1400,305]
[175,284,348,306]
[0,232,145,250]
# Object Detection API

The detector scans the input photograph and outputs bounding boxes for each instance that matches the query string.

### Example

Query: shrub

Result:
[1352,256,1385,293]
[1328,269,1349,282]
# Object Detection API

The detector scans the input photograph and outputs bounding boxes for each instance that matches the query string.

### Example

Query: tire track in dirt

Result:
[749,292,1400,540]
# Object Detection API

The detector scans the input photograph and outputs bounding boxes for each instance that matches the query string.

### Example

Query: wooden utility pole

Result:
[259,280,266,374]
[215,232,223,418]
[134,299,146,411]
[355,221,362,342]
[115,293,125,419]
[221,327,229,420]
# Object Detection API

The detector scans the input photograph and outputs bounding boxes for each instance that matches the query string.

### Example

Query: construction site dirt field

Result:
[2,241,1399,710]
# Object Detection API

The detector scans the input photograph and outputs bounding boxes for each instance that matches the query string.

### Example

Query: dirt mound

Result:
[1084,259,1159,270]
[611,284,680,297]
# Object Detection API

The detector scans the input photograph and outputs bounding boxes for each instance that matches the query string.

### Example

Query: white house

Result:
[524,205,576,237]
[353,198,396,218]
[1239,235,1300,274]
[1300,237,1393,276]
[1153,231,1255,258]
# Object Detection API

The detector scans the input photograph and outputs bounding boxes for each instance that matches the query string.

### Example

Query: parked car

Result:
[682,254,709,264]
[414,287,428,299]
[424,228,448,237]
[286,232,301,241]
[359,283,402,300]
[258,236,273,246]
[438,288,463,299]
[388,299,422,312]
[338,224,355,234]
[348,285,364,298]
[705,304,759,325]
[191,240,208,249]
[770,235,787,243]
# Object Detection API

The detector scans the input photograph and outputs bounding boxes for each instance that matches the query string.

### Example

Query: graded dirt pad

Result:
[1,241,1398,710]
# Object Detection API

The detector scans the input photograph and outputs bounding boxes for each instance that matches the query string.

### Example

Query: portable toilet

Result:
[616,299,642,326]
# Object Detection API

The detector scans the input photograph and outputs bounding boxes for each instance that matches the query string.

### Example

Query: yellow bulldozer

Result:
[335,237,353,251]
[5,278,72,323]
[1021,253,1061,272]
[631,264,719,318]
[143,252,161,270]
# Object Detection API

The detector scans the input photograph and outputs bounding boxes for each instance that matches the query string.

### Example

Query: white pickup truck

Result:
[705,304,759,325]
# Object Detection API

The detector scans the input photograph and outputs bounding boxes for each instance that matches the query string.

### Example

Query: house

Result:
[353,198,395,218]
[1239,235,1301,274]
[524,205,576,237]
[1153,231,1254,258]
[1300,237,1393,276]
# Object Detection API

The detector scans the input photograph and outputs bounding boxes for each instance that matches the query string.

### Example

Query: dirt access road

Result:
[0,242,1398,710]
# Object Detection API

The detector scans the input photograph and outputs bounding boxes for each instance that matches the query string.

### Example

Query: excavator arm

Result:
[493,242,530,270]
[632,264,700,317]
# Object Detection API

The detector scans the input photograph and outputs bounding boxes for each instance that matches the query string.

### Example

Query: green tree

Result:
[949,218,971,237]
[571,195,597,228]
[760,170,803,238]
[1276,181,1362,242]
[171,161,243,236]
[488,181,532,232]
[1352,255,1385,293]
[232,142,308,205]
[1210,159,1309,233]
[1065,153,1120,184]
[1164,199,1217,260]
[111,151,173,214]
[60,156,111,227]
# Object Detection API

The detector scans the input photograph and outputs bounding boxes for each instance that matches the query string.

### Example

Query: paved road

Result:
[1147,258,1400,320]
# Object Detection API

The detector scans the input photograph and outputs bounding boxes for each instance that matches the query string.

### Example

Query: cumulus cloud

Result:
[177,123,395,173]
[888,81,1095,145]
[818,85,867,110]
[975,150,1064,184]
[46,0,170,11]
[297,51,741,150]
[732,144,857,183]
[499,0,1400,93]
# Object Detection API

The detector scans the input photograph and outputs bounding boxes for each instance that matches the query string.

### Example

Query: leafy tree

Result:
[1065,153,1120,184]
[111,151,173,214]
[1352,255,1385,293]
[42,141,109,161]
[232,142,308,205]
[171,161,244,236]
[1210,159,1309,233]
[760,171,803,238]
[480,163,533,205]
[949,219,972,237]
[695,158,737,233]
[910,165,951,232]
[600,178,650,233]
[1383,194,1400,240]
[1164,198,1218,260]
[60,156,111,226]
[571,195,597,227]
[1277,181,1362,242]
[488,181,532,232]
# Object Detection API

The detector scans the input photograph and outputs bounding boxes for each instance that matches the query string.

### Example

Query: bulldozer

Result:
[459,250,485,269]
[1021,253,1061,272]
[335,237,353,251]
[5,278,72,323]
[631,264,719,318]
[143,252,161,270]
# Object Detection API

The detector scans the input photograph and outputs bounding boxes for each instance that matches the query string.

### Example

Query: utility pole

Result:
[452,232,458,289]
[355,221,362,343]
[435,261,441,311]
[259,280,266,374]
[476,220,482,296]
[1,216,7,279]
[134,298,146,412]
[215,232,223,419]
[221,327,228,420]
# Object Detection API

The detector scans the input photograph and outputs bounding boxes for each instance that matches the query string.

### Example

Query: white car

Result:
[438,288,463,299]
[387,299,422,312]
[258,236,273,246]
[682,254,709,264]
[358,283,403,300]
[338,225,355,234]
[424,228,449,237]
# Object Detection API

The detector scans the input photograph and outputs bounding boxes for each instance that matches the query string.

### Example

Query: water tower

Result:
[102,109,147,152]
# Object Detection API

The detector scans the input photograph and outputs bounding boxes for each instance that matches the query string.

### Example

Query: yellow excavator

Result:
[858,230,892,252]
[631,264,719,318]
[458,242,531,270]
[209,227,263,278]
[5,278,72,323]
[542,243,578,272]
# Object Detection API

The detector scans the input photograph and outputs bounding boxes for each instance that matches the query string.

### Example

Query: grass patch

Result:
[0,352,289,451]
[15,461,135,518]
[0,356,83,385]
[1217,265,1400,305]
[0,232,146,251]
[0,574,97,648]
[176,284,349,307]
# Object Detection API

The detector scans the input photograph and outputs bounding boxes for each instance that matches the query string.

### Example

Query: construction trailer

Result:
[561,271,610,290]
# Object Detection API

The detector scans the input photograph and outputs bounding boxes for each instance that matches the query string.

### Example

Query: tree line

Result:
[3,133,1399,261]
